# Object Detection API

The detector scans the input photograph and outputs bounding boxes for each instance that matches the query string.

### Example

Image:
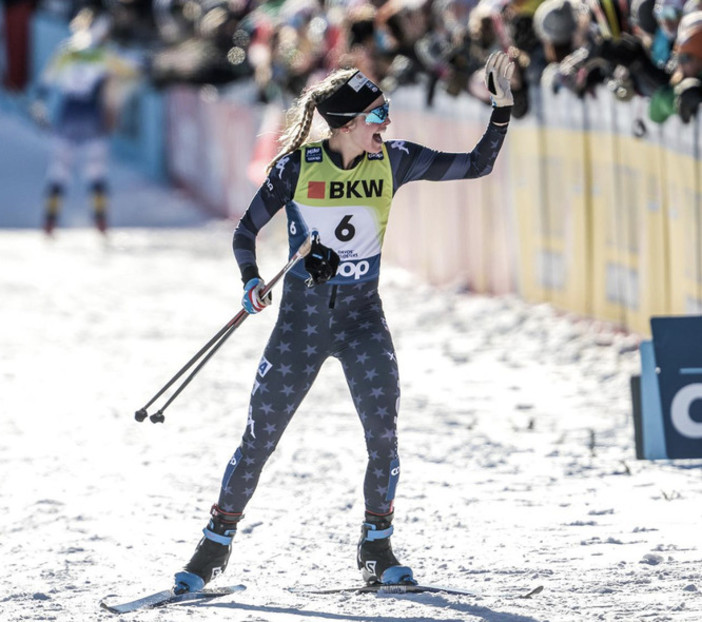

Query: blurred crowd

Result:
[5,0,702,125]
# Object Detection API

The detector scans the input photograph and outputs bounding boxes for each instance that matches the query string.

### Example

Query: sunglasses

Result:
[327,101,390,125]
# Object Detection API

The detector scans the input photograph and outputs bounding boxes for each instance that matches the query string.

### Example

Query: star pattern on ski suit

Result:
[218,279,401,516]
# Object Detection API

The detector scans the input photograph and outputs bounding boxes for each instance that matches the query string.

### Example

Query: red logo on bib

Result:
[307,181,325,199]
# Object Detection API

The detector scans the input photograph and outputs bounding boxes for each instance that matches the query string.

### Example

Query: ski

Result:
[295,582,480,597]
[100,584,246,614]
[295,583,544,599]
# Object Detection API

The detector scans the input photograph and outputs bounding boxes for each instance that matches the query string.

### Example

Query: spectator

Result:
[501,0,548,116]
[19,0,701,128]
[651,0,685,66]
[631,0,659,46]
[440,1,499,100]
[538,0,670,102]
[650,9,702,121]
[534,0,583,64]
[534,0,587,93]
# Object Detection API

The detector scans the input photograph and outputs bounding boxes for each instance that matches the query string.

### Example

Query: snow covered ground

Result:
[2,108,702,622]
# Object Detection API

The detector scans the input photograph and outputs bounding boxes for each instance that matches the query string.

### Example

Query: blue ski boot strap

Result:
[363,524,393,541]
[203,526,235,545]
[174,571,206,593]
[381,565,415,585]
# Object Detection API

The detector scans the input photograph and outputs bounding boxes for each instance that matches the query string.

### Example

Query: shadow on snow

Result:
[195,596,543,622]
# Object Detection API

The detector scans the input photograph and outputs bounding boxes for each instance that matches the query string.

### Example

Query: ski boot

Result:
[174,505,241,594]
[91,181,108,234]
[43,213,58,236]
[357,511,414,585]
[94,211,107,235]
[43,183,63,236]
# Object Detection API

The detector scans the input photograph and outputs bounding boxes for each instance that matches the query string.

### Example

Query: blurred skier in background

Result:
[172,52,514,593]
[31,7,140,236]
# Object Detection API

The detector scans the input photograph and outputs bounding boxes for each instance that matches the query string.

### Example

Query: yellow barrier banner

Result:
[510,107,547,304]
[663,116,702,314]
[617,112,668,335]
[385,100,511,291]
[541,89,589,314]
[588,92,629,326]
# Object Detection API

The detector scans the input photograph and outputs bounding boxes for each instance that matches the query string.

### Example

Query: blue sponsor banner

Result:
[636,316,702,459]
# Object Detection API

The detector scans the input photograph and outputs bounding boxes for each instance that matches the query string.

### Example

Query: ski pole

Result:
[135,234,312,424]
[144,319,238,423]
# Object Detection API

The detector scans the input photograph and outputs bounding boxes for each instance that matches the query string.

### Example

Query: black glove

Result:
[304,233,340,287]
[675,78,702,124]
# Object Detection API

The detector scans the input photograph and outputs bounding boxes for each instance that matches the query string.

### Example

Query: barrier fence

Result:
[165,82,702,337]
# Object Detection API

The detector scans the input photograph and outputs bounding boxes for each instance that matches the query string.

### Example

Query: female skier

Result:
[174,51,514,593]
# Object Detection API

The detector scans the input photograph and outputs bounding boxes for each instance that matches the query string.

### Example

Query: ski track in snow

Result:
[1,224,701,622]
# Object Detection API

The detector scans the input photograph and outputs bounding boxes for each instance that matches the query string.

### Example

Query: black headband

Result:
[316,71,383,128]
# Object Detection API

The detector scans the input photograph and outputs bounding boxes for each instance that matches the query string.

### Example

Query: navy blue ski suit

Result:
[219,108,510,516]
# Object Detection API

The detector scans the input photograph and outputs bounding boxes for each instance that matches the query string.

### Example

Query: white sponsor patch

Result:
[258,357,273,377]
[348,72,377,93]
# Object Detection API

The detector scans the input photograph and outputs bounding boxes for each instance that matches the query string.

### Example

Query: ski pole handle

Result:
[261,234,313,296]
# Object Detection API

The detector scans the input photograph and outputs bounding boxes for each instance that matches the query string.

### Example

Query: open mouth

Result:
[372,132,384,145]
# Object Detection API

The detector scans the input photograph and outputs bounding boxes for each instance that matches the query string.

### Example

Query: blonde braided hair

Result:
[266,68,357,174]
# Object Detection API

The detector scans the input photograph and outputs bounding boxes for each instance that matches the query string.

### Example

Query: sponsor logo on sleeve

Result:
[390,140,410,155]
[275,155,290,178]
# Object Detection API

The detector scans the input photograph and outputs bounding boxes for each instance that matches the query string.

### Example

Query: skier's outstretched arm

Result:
[389,51,514,187]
